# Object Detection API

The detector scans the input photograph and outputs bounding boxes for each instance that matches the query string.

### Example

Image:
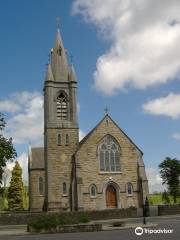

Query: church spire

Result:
[45,63,54,81]
[50,26,69,82]
[68,64,77,82]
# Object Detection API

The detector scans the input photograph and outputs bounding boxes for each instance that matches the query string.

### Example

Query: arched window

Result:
[57,46,62,56]
[65,134,69,145]
[39,177,44,195]
[57,92,67,120]
[127,183,133,195]
[98,135,121,172]
[63,182,67,195]
[57,134,61,145]
[90,184,97,197]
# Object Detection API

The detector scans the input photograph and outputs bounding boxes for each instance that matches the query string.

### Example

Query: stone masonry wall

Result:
[46,128,78,211]
[29,170,45,211]
[76,115,142,210]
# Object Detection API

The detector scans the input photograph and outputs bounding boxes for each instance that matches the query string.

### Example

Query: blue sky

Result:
[0,0,180,192]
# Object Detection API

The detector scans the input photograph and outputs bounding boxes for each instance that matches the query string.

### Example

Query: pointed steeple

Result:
[45,64,54,81]
[68,64,77,82]
[51,28,69,82]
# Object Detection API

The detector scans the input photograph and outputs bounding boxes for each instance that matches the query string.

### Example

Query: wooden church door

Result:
[106,185,117,208]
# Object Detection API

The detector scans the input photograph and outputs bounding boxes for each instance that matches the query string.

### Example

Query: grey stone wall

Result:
[158,204,180,215]
[75,116,142,210]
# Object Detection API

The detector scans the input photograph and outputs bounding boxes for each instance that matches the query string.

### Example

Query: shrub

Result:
[77,212,90,223]
[28,212,90,231]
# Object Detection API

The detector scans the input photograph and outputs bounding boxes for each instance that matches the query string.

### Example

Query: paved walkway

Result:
[0,225,28,236]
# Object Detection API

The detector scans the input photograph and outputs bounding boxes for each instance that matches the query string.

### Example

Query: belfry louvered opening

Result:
[57,92,67,120]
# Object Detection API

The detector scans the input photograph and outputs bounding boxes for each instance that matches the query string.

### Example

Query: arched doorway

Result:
[106,185,117,208]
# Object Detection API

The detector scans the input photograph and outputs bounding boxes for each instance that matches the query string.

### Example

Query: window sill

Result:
[127,194,133,197]
[90,196,97,199]
[99,171,122,175]
[62,194,68,197]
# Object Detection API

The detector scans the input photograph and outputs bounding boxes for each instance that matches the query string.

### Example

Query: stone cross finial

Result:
[104,107,109,115]
[56,17,60,29]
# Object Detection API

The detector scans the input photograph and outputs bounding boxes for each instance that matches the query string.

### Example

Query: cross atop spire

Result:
[56,17,60,30]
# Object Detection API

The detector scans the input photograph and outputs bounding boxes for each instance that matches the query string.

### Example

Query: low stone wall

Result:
[28,223,102,233]
[0,211,41,225]
[1,205,179,225]
[87,208,137,220]
[0,208,137,225]
[158,204,180,216]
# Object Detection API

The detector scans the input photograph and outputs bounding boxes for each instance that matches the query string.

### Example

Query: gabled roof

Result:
[78,114,143,155]
[29,147,44,169]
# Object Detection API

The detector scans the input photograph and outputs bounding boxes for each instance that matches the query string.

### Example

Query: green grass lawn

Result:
[149,193,180,205]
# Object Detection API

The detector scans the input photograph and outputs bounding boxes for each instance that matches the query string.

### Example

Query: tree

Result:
[159,157,180,204]
[2,167,11,188]
[0,113,16,185]
[7,161,24,210]
[162,190,170,204]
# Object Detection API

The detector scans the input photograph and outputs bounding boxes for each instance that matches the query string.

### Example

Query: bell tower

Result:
[44,27,79,211]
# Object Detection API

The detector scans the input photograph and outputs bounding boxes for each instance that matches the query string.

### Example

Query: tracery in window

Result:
[90,184,97,197]
[98,135,121,172]
[39,177,44,195]
[57,92,67,120]
[127,183,133,195]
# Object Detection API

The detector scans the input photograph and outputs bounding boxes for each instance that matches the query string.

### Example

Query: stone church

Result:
[28,27,149,212]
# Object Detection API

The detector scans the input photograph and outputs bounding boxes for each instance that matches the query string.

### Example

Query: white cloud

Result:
[79,129,86,141]
[142,93,180,119]
[172,133,180,140]
[0,100,21,113]
[3,91,44,145]
[72,0,180,95]
[146,167,165,193]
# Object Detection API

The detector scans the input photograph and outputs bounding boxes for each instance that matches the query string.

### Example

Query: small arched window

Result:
[57,46,62,56]
[65,134,69,145]
[63,182,67,195]
[57,134,61,145]
[90,184,97,198]
[57,92,67,120]
[98,135,121,172]
[39,177,44,195]
[127,183,133,195]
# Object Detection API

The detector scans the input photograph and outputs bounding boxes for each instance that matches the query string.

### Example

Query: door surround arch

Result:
[102,181,121,209]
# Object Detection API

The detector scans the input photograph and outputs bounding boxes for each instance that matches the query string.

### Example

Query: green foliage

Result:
[0,113,17,185]
[28,212,90,231]
[77,212,90,223]
[149,193,180,205]
[7,161,24,210]
[159,157,180,203]
[23,185,29,210]
[0,187,8,210]
[162,191,170,204]
[0,185,28,211]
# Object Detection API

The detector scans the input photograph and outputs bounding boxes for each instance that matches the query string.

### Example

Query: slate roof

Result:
[29,147,44,169]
